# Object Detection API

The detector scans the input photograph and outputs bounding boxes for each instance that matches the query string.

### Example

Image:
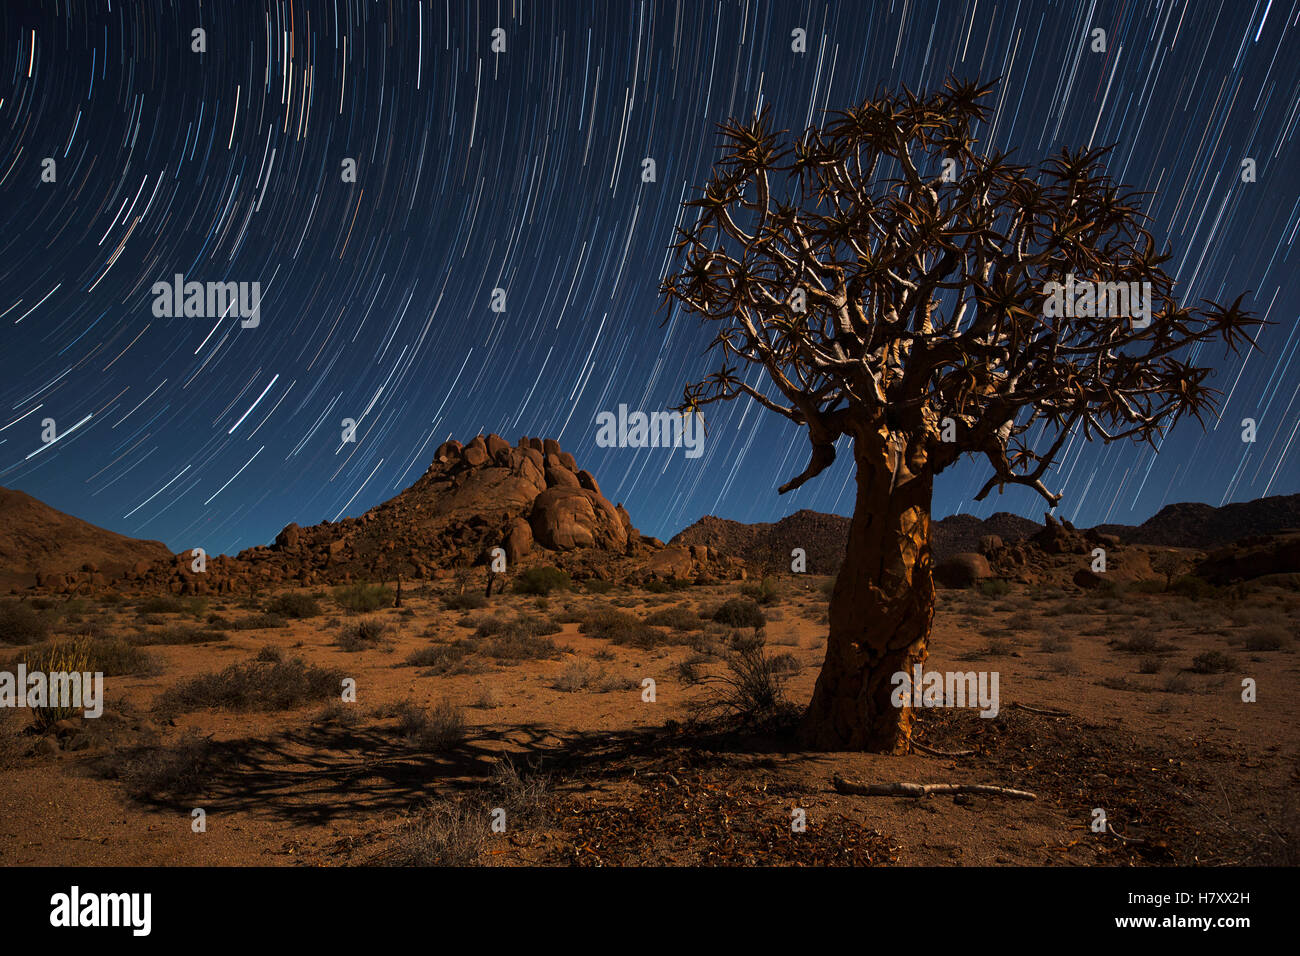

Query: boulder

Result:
[529,487,628,552]
[275,523,302,551]
[462,436,489,467]
[505,517,533,564]
[545,466,581,489]
[934,552,993,588]
[485,433,510,459]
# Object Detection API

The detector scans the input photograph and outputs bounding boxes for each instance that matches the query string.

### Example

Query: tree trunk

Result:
[798,428,934,753]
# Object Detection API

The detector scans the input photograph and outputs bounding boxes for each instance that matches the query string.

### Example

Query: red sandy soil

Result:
[1,575,1296,866]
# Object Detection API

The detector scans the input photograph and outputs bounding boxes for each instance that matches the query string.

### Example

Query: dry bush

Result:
[683,633,794,725]
[155,656,344,716]
[108,729,216,800]
[335,618,390,651]
[130,625,229,646]
[394,699,467,751]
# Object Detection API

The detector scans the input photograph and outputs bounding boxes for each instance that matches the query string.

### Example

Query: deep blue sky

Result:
[1,0,1297,556]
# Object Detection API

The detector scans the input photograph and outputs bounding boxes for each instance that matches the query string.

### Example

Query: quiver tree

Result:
[661,77,1261,753]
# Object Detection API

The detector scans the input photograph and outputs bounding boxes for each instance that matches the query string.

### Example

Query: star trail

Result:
[0,0,1297,557]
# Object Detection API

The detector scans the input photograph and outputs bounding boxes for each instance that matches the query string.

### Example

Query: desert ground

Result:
[1,569,1296,866]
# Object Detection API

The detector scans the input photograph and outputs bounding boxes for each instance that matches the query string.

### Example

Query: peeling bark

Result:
[798,426,934,753]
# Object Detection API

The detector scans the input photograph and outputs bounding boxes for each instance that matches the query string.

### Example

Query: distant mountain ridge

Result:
[672,493,1300,572]
[1095,493,1300,549]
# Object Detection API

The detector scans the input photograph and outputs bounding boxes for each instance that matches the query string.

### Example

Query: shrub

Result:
[405,642,474,675]
[109,729,217,800]
[155,657,345,715]
[582,578,614,594]
[130,626,229,646]
[24,638,93,730]
[254,645,284,663]
[476,617,564,661]
[1116,634,1160,654]
[395,699,467,751]
[442,591,487,610]
[514,566,571,596]
[683,633,792,724]
[1138,656,1162,674]
[315,700,361,727]
[740,577,782,606]
[0,600,49,645]
[579,608,661,648]
[1190,650,1236,674]
[266,592,322,618]
[978,579,1011,598]
[386,757,550,866]
[334,583,394,613]
[712,598,766,630]
[336,618,390,651]
[0,708,24,768]
[16,635,156,677]
[389,799,488,866]
[230,613,289,630]
[644,606,704,630]
[1244,626,1288,651]
[136,596,187,614]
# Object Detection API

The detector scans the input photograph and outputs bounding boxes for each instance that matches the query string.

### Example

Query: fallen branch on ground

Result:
[911,740,976,757]
[832,773,1036,800]
[1011,702,1070,717]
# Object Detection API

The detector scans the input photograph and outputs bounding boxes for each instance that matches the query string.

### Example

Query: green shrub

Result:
[579,608,662,648]
[334,583,394,612]
[582,578,615,594]
[266,592,322,618]
[712,598,766,630]
[740,577,782,605]
[514,566,571,596]
[978,579,1011,598]
[442,592,487,610]
[0,601,49,645]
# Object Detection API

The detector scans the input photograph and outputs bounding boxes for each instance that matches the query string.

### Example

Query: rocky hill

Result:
[0,486,172,591]
[119,434,732,596]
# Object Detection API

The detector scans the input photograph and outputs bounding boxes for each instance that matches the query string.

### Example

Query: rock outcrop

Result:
[95,434,726,595]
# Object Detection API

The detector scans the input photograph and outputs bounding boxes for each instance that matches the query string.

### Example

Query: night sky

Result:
[1,0,1297,558]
